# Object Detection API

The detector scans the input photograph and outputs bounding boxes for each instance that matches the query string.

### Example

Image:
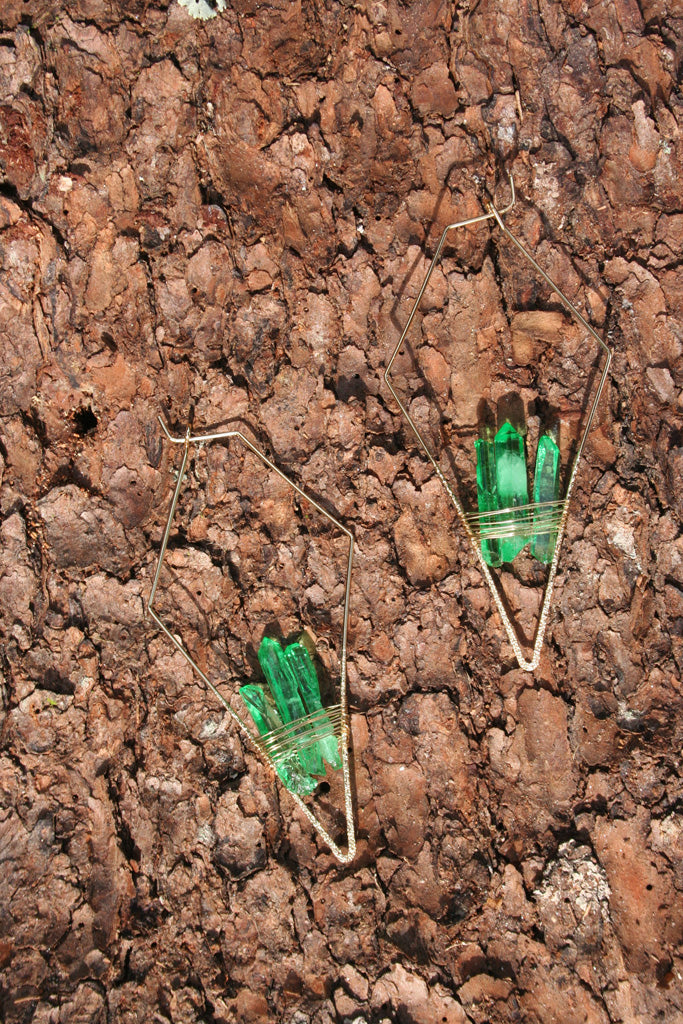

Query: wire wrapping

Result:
[462,499,567,541]
[254,704,343,764]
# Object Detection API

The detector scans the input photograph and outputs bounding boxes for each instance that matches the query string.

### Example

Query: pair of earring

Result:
[147,176,611,865]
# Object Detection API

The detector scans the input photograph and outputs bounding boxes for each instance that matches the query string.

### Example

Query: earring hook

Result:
[147,415,357,863]
[487,172,516,217]
[384,173,612,673]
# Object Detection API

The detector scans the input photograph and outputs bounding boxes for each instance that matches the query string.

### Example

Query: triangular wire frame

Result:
[385,176,612,672]
[147,418,356,863]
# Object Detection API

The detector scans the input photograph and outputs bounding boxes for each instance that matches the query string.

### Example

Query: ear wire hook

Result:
[386,174,516,399]
[385,175,612,673]
[147,416,356,864]
[485,199,612,464]
[384,174,518,546]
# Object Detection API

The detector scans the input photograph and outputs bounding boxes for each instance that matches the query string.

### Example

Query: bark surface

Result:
[1,1,682,1022]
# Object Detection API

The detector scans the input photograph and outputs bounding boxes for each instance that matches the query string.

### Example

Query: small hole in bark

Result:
[73,406,98,435]
[646,884,653,890]
[317,781,330,794]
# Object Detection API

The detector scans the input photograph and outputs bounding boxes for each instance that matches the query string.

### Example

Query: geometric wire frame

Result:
[147,417,356,864]
[385,176,613,672]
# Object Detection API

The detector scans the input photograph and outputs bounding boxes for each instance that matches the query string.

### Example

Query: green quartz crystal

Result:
[475,436,502,567]
[284,642,341,769]
[258,637,324,777]
[531,434,561,564]
[240,635,343,795]
[239,684,317,795]
[239,682,282,735]
[494,421,529,563]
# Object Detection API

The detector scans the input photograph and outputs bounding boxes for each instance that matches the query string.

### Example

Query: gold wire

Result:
[147,421,356,864]
[384,174,612,672]
[462,499,567,541]
[255,705,343,761]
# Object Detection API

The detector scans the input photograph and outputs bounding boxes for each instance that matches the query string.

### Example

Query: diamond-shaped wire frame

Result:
[385,177,612,672]
[147,418,356,864]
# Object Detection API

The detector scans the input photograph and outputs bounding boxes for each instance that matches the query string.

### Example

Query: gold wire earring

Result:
[147,417,356,864]
[385,175,612,672]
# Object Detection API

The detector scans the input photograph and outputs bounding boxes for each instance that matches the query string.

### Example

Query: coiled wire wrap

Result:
[254,704,343,765]
[462,499,566,542]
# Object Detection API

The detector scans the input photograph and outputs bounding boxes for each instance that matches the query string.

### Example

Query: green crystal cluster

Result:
[474,422,561,566]
[240,636,341,796]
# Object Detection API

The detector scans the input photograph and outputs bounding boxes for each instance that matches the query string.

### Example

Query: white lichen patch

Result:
[196,823,215,846]
[650,814,683,862]
[606,519,642,570]
[533,841,611,954]
[177,0,226,20]
[199,717,220,739]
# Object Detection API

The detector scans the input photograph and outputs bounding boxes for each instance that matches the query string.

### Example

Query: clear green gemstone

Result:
[531,434,561,564]
[284,642,341,769]
[239,682,282,735]
[240,636,342,794]
[475,437,502,567]
[238,683,317,795]
[258,637,324,777]
[494,421,529,562]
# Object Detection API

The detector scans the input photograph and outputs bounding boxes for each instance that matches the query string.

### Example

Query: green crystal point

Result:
[239,683,282,735]
[258,637,324,776]
[475,436,502,567]
[258,638,305,722]
[531,434,561,564]
[240,635,343,795]
[284,642,341,769]
[494,421,529,562]
[238,684,317,795]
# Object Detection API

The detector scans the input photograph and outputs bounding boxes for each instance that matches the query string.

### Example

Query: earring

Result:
[385,175,612,672]
[147,417,356,864]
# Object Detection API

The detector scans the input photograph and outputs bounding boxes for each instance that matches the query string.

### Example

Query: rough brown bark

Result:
[1,1,682,1022]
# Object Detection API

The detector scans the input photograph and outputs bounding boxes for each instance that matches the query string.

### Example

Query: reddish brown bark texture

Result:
[1,0,682,1021]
